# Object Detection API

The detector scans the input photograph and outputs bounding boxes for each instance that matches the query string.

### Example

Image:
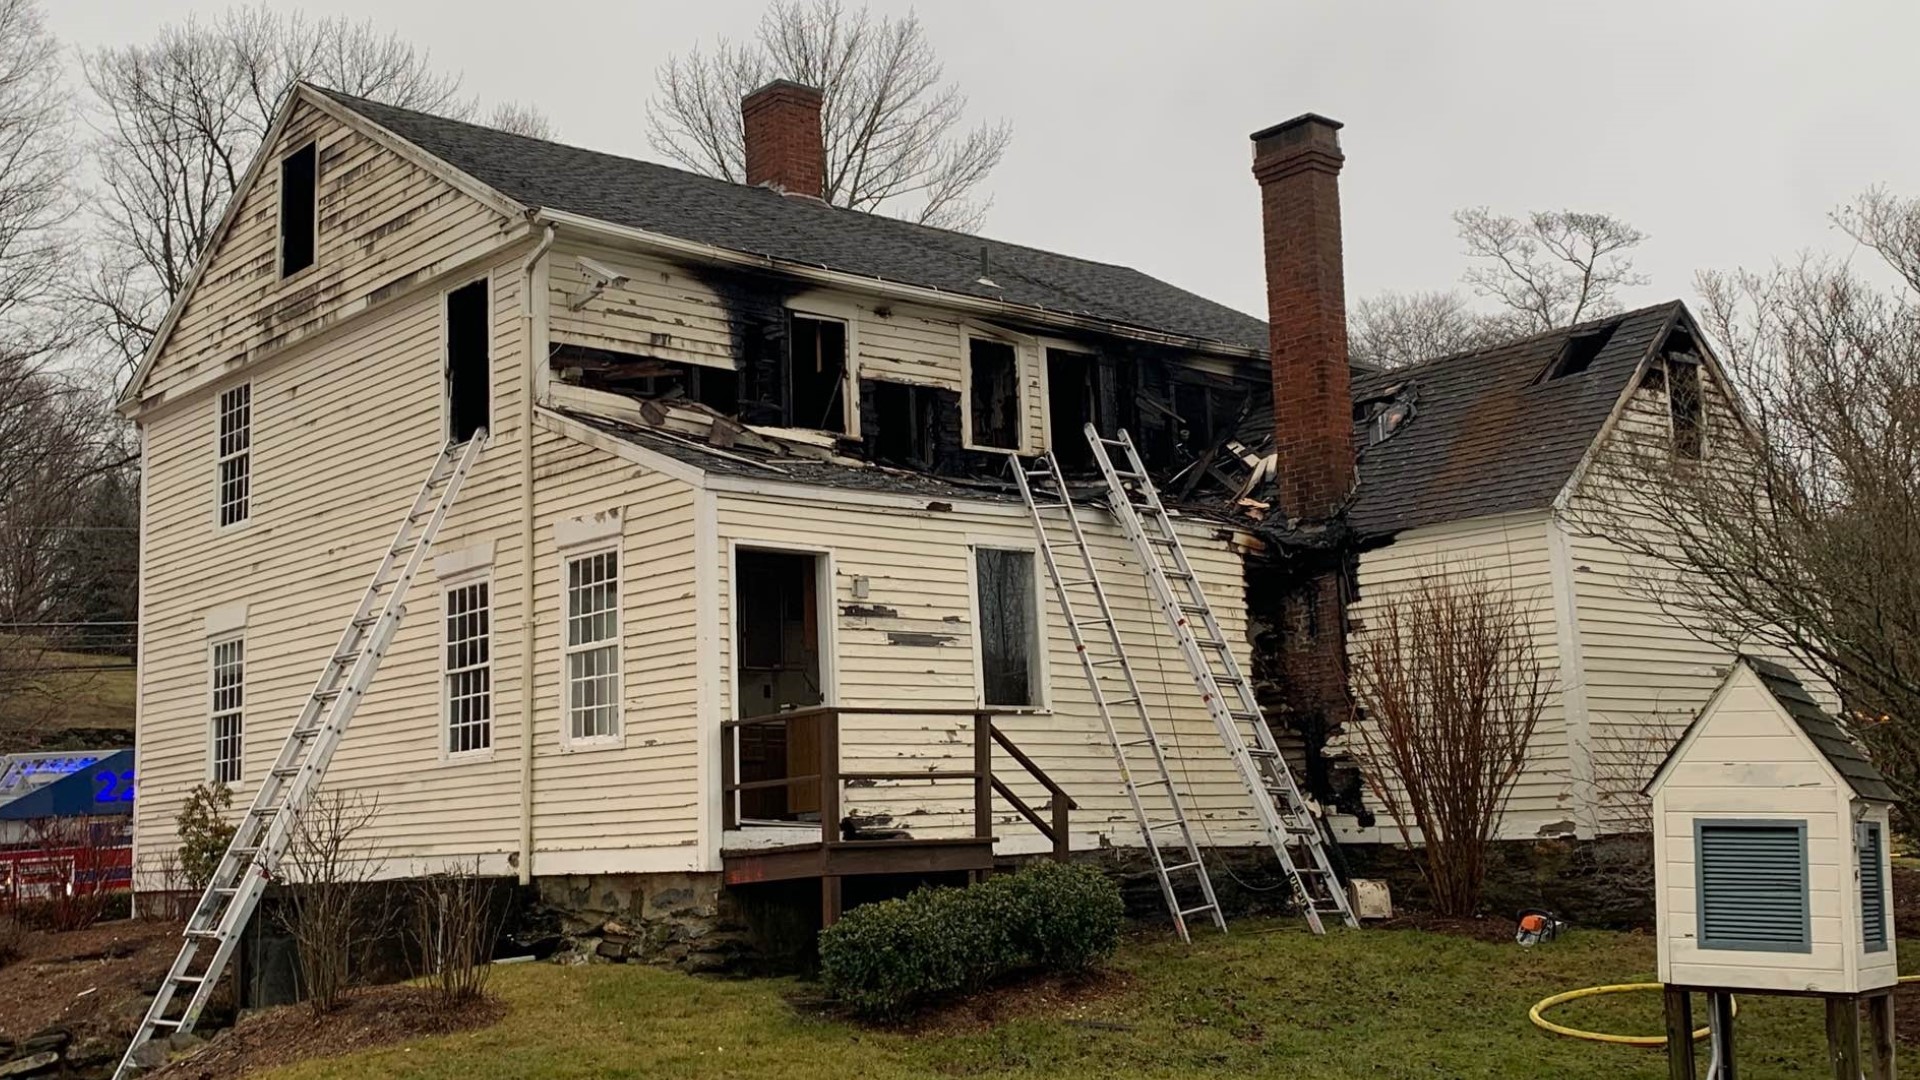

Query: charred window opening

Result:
[1668,354,1705,460]
[556,345,740,413]
[1046,348,1137,469]
[279,142,317,277]
[785,314,847,432]
[866,381,941,469]
[1545,321,1618,380]
[969,338,1021,449]
[1354,382,1417,447]
[1172,381,1247,455]
[445,279,490,443]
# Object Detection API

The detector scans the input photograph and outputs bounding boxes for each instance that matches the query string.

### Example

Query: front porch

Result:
[719,706,1072,924]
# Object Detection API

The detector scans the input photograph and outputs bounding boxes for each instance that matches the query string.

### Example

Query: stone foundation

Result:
[533,872,758,973]
[1339,834,1654,928]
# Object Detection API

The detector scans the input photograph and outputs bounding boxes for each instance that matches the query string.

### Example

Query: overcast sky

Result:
[43,0,1920,321]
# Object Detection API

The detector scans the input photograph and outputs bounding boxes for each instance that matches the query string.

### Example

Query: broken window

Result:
[279,141,317,277]
[785,313,847,432]
[1668,354,1705,460]
[969,338,1021,449]
[867,381,940,469]
[446,280,490,443]
[554,346,740,413]
[976,547,1039,707]
[1046,349,1138,468]
[1545,322,1617,380]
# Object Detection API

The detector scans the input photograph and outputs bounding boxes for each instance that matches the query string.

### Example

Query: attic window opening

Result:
[279,141,317,278]
[446,279,490,444]
[1545,322,1618,380]
[1668,354,1705,460]
[969,337,1021,450]
[785,313,847,433]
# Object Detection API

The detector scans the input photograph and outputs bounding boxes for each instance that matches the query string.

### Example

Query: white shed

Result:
[1646,656,1897,994]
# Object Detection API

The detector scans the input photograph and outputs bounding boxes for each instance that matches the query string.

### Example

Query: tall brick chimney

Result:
[1252,114,1354,522]
[741,80,825,199]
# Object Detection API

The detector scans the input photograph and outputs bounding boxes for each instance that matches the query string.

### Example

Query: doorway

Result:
[734,550,827,822]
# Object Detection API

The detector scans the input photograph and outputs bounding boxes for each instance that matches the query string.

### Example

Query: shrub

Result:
[176,782,236,892]
[818,862,1122,1019]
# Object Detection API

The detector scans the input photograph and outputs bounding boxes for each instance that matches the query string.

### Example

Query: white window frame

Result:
[560,544,624,750]
[277,140,319,283]
[442,574,493,760]
[208,634,246,785]
[214,382,252,530]
[960,327,1032,453]
[782,299,859,437]
[442,272,495,447]
[966,540,1049,712]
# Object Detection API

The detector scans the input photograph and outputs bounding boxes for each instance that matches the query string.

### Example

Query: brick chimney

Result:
[1252,114,1354,523]
[741,80,825,199]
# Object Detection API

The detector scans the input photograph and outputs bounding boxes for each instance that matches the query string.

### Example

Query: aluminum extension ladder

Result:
[1084,425,1358,934]
[1007,450,1225,943]
[114,433,486,1078]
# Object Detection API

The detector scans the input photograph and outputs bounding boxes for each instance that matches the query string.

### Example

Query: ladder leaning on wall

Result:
[1007,450,1226,943]
[114,433,486,1079]
[1083,425,1357,934]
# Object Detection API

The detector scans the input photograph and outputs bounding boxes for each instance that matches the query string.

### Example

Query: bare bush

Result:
[274,788,390,1015]
[17,817,118,931]
[410,859,501,1005]
[1347,569,1551,916]
[135,846,187,920]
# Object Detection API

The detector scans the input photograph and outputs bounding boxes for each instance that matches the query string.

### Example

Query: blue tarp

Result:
[0,749,134,820]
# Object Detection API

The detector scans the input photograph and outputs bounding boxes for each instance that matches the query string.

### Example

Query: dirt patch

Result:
[150,985,506,1080]
[0,918,181,1043]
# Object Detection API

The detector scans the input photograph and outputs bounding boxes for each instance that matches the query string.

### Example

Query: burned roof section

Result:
[1341,301,1685,539]
[317,89,1269,354]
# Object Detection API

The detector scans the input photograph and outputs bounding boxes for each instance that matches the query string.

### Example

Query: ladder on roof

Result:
[1085,425,1358,935]
[1007,449,1225,943]
[114,433,486,1079]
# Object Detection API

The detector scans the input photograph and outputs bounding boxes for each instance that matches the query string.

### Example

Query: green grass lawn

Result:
[257,920,1913,1080]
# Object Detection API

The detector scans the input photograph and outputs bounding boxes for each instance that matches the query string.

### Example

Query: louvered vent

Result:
[1860,823,1888,952]
[1697,821,1810,952]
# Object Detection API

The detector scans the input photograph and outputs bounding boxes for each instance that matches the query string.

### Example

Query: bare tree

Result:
[76,5,549,377]
[275,788,390,1014]
[648,0,1011,232]
[1349,290,1506,370]
[1346,568,1551,916]
[1457,208,1648,333]
[0,0,73,369]
[1575,190,1920,817]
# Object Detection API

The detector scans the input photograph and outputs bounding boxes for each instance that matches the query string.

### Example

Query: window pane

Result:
[977,548,1037,707]
[210,638,245,783]
[445,582,491,753]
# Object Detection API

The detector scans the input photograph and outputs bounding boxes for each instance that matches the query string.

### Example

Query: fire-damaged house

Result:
[120,77,1808,954]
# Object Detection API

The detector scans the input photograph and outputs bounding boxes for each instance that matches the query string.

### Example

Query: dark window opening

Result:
[976,547,1038,707]
[446,280,490,443]
[1668,354,1705,460]
[1546,322,1618,380]
[1045,349,1137,469]
[969,338,1021,449]
[868,381,939,469]
[785,314,846,432]
[1172,381,1246,455]
[734,550,824,822]
[279,142,317,277]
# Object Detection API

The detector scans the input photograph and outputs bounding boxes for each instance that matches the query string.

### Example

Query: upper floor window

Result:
[446,279,491,443]
[216,383,251,527]
[445,579,492,755]
[209,635,245,784]
[968,337,1021,450]
[784,313,848,433]
[564,549,621,744]
[279,141,317,278]
[1669,355,1705,460]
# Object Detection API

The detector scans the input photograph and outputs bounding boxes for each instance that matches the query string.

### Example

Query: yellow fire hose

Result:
[1531,976,1919,1046]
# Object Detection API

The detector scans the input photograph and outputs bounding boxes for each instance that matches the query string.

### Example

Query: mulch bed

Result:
[150,985,506,1080]
[0,918,183,1041]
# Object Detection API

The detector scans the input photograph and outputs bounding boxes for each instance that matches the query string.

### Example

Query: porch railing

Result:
[719,706,1076,860]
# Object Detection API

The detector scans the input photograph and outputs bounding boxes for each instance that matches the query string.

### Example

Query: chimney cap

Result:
[1249,112,1343,143]
[742,79,825,108]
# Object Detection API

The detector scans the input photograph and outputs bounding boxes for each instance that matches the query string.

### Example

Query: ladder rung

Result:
[270,766,303,779]
[1161,860,1201,874]
[1148,819,1187,831]
[184,928,221,940]
[1178,903,1218,917]
[291,726,321,740]
[148,1018,184,1029]
[1132,777,1172,789]
[1196,639,1228,651]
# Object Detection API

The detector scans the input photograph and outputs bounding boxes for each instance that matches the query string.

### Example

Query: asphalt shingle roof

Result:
[1343,302,1683,539]
[318,89,1269,353]
[1744,657,1898,803]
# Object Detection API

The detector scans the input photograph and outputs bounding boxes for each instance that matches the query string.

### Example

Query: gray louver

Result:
[1860,823,1888,952]
[1697,821,1810,953]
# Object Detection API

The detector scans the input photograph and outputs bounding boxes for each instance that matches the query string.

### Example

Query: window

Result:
[216,383,251,527]
[445,580,491,755]
[969,338,1021,450]
[1860,821,1888,952]
[279,142,317,277]
[564,550,621,742]
[1045,348,1135,468]
[210,636,245,784]
[1696,820,1810,952]
[446,279,491,443]
[976,547,1039,707]
[1669,355,1705,460]
[867,380,940,469]
[785,313,847,432]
